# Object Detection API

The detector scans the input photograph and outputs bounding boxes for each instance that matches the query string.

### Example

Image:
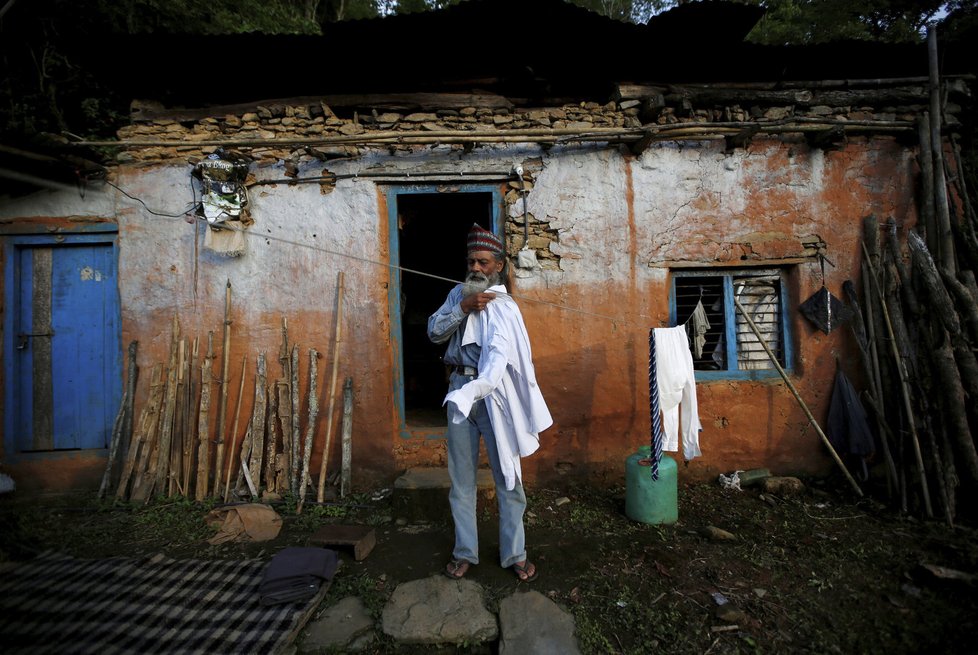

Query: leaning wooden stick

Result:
[223,356,248,502]
[195,332,214,501]
[214,279,232,495]
[278,317,291,492]
[317,271,346,504]
[100,341,138,498]
[248,354,268,496]
[297,348,320,514]
[155,317,181,500]
[290,344,300,496]
[862,241,932,516]
[732,295,863,497]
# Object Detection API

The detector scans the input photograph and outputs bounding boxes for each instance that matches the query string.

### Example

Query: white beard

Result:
[462,271,499,296]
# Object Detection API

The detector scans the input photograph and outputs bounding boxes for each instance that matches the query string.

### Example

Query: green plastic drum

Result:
[625,446,678,525]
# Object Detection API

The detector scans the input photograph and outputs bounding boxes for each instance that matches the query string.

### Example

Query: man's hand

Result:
[460,291,496,313]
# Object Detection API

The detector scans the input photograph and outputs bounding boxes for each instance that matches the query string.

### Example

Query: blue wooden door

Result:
[4,233,122,453]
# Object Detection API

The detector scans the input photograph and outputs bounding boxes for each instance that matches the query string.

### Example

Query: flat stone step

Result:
[393,467,496,522]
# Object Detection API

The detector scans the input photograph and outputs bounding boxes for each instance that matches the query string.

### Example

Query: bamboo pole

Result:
[862,241,932,516]
[732,295,863,497]
[317,272,346,504]
[214,279,232,494]
[196,332,214,500]
[222,356,248,502]
[296,348,319,514]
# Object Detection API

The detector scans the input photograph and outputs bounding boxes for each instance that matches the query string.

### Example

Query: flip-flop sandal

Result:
[443,559,471,579]
[511,560,538,582]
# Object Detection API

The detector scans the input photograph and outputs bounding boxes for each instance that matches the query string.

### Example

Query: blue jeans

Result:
[446,372,527,569]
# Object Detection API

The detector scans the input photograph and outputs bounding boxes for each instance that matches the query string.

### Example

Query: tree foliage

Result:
[745,0,967,45]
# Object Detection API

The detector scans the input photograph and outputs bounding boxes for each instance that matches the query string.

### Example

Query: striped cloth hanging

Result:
[648,328,664,481]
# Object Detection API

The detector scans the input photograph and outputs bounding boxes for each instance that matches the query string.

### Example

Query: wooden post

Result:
[928,27,955,275]
[196,332,214,500]
[317,272,346,503]
[297,348,319,514]
[222,356,248,502]
[340,377,353,498]
[907,232,978,486]
[100,341,138,498]
[278,317,292,493]
[170,338,186,497]
[276,381,291,491]
[290,344,300,496]
[732,296,863,497]
[862,241,932,516]
[155,317,181,500]
[266,382,280,494]
[182,337,198,496]
[128,364,165,502]
[842,281,897,496]
[214,279,232,495]
[917,114,937,251]
[248,354,268,497]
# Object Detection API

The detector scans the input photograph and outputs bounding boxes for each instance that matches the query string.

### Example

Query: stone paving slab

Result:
[381,574,498,645]
[498,589,581,655]
[299,596,374,654]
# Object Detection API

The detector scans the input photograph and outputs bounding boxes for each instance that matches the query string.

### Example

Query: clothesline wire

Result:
[111,183,664,331]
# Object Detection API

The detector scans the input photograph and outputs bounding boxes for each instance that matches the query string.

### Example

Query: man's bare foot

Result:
[444,559,471,579]
[511,560,538,582]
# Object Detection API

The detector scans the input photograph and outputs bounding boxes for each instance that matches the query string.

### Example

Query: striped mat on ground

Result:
[0,551,328,654]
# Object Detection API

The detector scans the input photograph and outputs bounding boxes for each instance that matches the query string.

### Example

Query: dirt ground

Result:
[2,477,977,654]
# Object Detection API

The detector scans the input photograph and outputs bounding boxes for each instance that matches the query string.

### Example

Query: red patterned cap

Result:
[466,223,503,254]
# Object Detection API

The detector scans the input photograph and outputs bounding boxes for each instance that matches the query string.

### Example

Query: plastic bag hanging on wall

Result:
[193,148,253,257]
[799,286,851,334]
[798,254,851,334]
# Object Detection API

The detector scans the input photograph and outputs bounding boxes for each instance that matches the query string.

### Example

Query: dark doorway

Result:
[397,191,494,427]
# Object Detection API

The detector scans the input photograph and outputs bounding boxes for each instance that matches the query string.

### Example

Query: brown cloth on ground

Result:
[206,503,283,545]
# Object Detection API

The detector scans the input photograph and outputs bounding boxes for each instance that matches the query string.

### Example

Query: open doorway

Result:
[393,189,496,430]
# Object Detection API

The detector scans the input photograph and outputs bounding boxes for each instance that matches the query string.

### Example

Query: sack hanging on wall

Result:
[192,148,253,257]
[193,148,251,223]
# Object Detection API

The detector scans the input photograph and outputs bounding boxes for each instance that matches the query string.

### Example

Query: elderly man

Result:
[427,223,552,582]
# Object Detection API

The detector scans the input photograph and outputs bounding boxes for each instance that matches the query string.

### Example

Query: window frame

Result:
[669,267,793,381]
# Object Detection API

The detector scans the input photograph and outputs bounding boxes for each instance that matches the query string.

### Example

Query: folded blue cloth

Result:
[259,547,338,606]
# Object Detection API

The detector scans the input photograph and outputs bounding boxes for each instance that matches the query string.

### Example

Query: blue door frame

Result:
[385,184,503,439]
[3,227,122,460]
